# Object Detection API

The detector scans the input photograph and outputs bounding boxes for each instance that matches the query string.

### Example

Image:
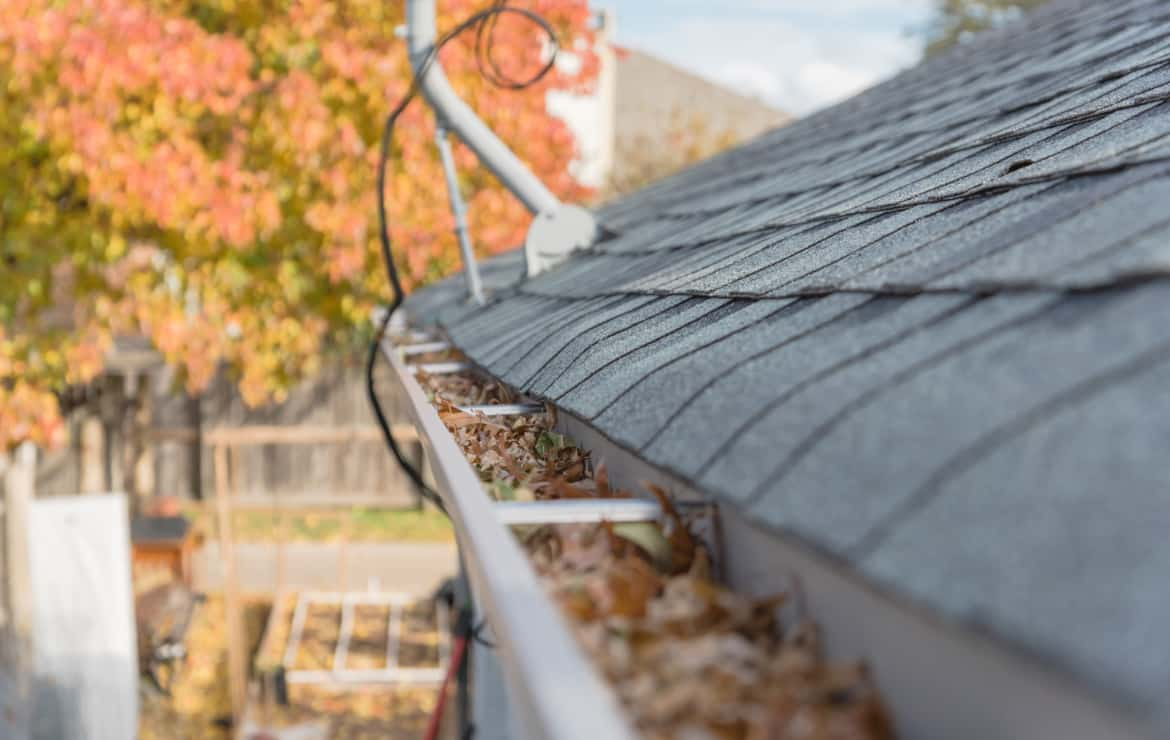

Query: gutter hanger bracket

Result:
[406,0,596,281]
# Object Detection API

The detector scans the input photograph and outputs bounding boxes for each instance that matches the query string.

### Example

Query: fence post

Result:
[213,442,248,725]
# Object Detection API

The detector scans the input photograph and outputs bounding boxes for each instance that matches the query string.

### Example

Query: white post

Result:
[0,449,30,740]
[4,443,35,641]
[594,10,618,188]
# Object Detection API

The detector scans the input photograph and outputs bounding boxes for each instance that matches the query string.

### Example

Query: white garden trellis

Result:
[280,590,448,686]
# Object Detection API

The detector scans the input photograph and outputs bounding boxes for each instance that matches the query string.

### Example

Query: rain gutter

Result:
[379,338,641,740]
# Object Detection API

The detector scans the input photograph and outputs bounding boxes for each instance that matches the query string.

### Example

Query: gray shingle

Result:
[747,284,1170,554]
[727,204,953,296]
[544,298,729,400]
[672,219,868,294]
[562,300,776,419]
[493,295,655,384]
[472,297,612,370]
[932,174,1170,289]
[843,165,1162,291]
[591,297,808,450]
[1054,224,1170,284]
[525,296,690,394]
[776,186,1049,294]
[862,352,1170,708]
[638,294,869,468]
[692,293,975,502]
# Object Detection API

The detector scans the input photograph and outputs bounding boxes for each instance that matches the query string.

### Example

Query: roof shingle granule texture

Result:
[406,0,1170,720]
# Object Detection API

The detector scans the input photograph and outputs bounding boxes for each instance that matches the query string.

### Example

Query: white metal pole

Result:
[434,122,486,304]
[406,0,561,217]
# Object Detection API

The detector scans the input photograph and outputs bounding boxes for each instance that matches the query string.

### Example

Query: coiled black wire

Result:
[366,3,560,513]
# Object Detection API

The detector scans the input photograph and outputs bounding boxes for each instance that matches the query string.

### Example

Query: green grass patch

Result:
[348,507,454,542]
[188,505,453,543]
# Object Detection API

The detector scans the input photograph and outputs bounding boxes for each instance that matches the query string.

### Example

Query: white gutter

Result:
[380,340,638,740]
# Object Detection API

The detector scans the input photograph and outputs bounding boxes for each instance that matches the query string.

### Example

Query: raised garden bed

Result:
[244,592,446,737]
[256,591,448,684]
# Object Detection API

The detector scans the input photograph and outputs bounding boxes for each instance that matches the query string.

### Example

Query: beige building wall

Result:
[614,48,789,152]
[548,12,788,192]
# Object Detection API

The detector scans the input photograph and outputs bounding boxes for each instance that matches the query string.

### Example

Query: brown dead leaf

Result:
[646,483,696,574]
[596,461,612,498]
[546,477,597,500]
[557,583,599,622]
[689,547,712,581]
[591,555,662,619]
[558,458,587,482]
[554,524,613,571]
[493,435,526,481]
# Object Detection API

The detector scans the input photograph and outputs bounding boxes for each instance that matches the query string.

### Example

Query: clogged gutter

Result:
[412,346,895,740]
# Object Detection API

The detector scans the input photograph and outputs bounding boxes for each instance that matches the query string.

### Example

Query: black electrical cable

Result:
[470,617,496,649]
[367,3,560,513]
[475,0,543,90]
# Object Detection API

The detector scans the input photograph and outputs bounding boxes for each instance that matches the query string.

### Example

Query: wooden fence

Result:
[36,359,424,510]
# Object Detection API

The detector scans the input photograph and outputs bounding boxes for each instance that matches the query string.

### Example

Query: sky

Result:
[595,1,935,116]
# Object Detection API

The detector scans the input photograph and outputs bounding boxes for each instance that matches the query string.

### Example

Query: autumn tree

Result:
[0,0,596,450]
[924,0,1051,56]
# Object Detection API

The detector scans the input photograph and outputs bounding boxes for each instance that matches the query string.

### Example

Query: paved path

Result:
[194,541,458,596]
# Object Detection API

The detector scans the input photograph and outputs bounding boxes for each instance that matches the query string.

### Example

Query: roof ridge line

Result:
[590,153,1170,257]
[519,271,1170,302]
[600,82,1170,223]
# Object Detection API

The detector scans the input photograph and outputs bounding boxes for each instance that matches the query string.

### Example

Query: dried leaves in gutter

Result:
[403,344,464,366]
[417,368,515,407]
[532,525,893,740]
[420,363,895,740]
[427,375,590,499]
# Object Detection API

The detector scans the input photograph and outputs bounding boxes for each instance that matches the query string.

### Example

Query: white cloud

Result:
[607,2,930,115]
[795,59,876,103]
[748,0,931,18]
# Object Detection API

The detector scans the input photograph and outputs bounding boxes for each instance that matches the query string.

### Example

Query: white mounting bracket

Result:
[524,204,596,277]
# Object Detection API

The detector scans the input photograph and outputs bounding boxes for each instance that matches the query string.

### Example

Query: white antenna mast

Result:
[406,0,597,292]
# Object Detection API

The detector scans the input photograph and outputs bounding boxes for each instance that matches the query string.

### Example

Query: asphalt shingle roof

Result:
[405,0,1170,720]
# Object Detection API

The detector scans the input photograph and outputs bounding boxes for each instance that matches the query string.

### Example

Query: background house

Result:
[548,10,789,193]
